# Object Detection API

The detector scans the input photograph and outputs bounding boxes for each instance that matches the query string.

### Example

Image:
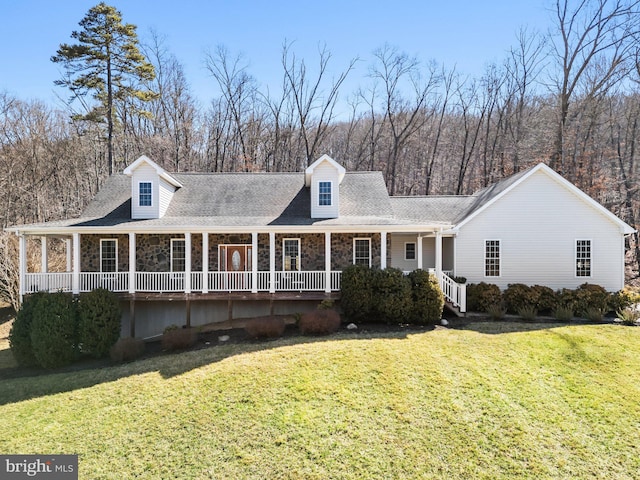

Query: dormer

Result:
[123,155,182,219]
[305,154,346,219]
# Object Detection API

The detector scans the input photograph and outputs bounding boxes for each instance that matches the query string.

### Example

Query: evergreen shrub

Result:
[77,288,122,358]
[9,292,48,367]
[408,269,444,324]
[30,292,78,368]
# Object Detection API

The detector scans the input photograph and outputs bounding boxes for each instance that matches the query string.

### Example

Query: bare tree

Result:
[549,0,640,173]
[281,42,357,167]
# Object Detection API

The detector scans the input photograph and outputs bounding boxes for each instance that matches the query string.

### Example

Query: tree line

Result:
[1,0,639,305]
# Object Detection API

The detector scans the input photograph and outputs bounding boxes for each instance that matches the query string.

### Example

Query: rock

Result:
[440,319,449,326]
[346,323,358,330]
[218,335,230,342]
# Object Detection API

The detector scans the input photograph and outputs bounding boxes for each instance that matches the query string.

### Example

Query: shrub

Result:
[609,287,640,312]
[9,292,48,367]
[616,307,640,326]
[408,269,444,324]
[503,284,534,313]
[77,289,122,358]
[161,325,198,351]
[531,285,558,314]
[110,337,145,362]
[30,292,78,368]
[554,306,574,322]
[573,283,611,316]
[466,283,502,313]
[452,276,467,284]
[299,309,341,335]
[371,268,412,324]
[340,265,375,322]
[244,316,286,339]
[486,304,507,320]
[584,307,604,322]
[518,305,538,321]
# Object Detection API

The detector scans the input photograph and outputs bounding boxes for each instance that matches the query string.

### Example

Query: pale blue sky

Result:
[1,0,552,113]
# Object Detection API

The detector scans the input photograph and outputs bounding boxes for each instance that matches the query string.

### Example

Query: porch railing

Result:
[26,270,465,302]
[24,272,73,293]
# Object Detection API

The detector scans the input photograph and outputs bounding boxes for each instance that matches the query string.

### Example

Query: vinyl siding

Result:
[158,178,175,218]
[455,169,625,291]
[390,234,454,272]
[131,164,159,219]
[310,162,340,218]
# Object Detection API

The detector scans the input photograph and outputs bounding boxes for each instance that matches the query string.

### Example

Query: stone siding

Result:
[81,234,129,272]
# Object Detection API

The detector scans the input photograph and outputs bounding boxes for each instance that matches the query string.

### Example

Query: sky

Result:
[0,0,553,116]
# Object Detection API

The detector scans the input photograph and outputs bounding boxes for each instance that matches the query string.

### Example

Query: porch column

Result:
[72,232,80,294]
[380,232,387,269]
[251,232,258,293]
[128,233,136,294]
[184,232,192,294]
[269,232,276,293]
[65,238,72,272]
[324,232,331,293]
[417,234,423,270]
[18,234,26,301]
[202,233,209,293]
[40,236,48,273]
[435,229,443,279]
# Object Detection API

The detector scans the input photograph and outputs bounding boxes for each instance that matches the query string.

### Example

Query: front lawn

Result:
[1,322,639,479]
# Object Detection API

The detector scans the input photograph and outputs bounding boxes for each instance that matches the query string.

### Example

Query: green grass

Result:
[1,323,640,479]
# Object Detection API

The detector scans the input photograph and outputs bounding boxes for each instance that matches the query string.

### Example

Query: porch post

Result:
[269,232,276,293]
[40,236,48,273]
[417,234,423,270]
[251,232,258,293]
[324,232,331,293]
[435,229,443,279]
[202,233,209,293]
[18,234,26,302]
[128,233,136,294]
[380,232,387,269]
[184,232,192,294]
[72,233,80,294]
[65,238,72,272]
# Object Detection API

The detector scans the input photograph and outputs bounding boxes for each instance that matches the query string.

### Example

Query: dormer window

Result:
[139,182,152,207]
[319,181,332,206]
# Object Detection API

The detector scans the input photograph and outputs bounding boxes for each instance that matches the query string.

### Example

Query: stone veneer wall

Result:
[81,234,129,272]
[331,233,382,270]
[82,232,386,273]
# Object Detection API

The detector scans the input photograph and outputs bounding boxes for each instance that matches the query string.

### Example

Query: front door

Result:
[219,245,251,290]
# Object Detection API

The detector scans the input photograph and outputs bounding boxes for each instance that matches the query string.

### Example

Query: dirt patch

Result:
[0,302,15,342]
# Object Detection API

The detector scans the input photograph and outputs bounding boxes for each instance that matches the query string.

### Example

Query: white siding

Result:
[455,169,626,291]
[390,235,454,271]
[158,178,175,218]
[310,161,340,218]
[131,164,159,219]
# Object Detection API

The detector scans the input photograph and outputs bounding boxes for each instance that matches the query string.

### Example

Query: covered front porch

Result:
[18,228,466,314]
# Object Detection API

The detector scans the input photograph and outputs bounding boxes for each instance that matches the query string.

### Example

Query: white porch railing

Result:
[80,272,129,292]
[439,272,467,313]
[24,272,73,293]
[136,272,186,292]
[208,271,252,292]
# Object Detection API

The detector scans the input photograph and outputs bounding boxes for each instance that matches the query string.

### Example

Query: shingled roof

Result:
[9,162,557,232]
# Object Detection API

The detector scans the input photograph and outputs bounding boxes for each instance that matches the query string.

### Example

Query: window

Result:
[405,242,416,260]
[100,239,117,273]
[318,181,332,206]
[283,238,300,271]
[139,182,152,207]
[576,240,591,277]
[353,238,371,267]
[485,240,500,277]
[171,239,186,272]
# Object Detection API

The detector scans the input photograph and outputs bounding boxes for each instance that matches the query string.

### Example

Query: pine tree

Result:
[52,2,155,175]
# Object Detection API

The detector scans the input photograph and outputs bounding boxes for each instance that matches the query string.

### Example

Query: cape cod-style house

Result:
[8,154,635,338]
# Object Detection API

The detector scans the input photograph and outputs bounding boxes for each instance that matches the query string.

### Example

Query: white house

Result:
[8,155,635,338]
